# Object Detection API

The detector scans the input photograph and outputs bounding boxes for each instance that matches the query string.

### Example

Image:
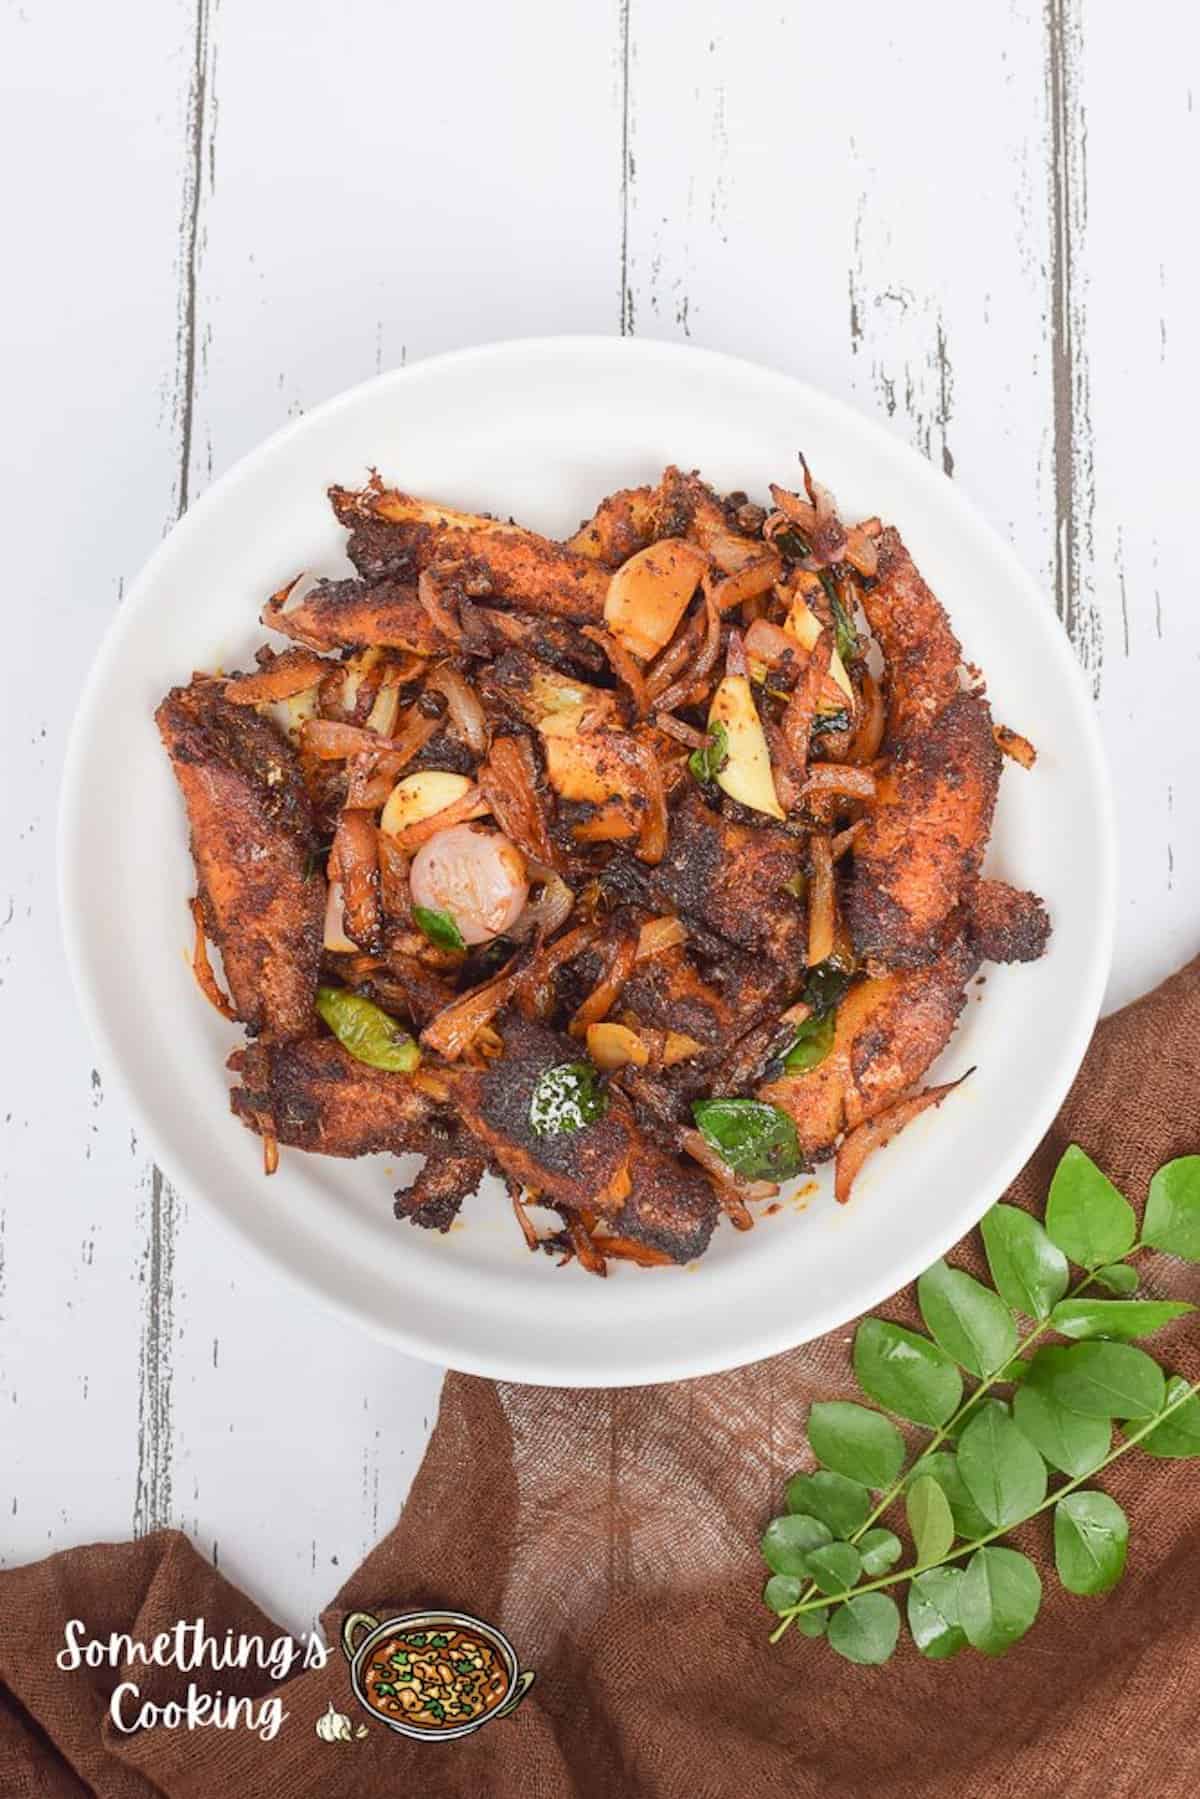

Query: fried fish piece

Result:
[330,484,611,624]
[393,1142,487,1232]
[565,484,657,565]
[857,526,964,749]
[264,575,443,655]
[156,679,324,1039]
[228,1035,437,1156]
[646,788,806,962]
[619,942,789,1061]
[968,879,1051,965]
[842,692,1001,971]
[758,939,976,1161]
[451,1012,717,1261]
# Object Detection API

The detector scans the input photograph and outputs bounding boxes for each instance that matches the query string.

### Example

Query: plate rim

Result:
[58,334,1118,1387]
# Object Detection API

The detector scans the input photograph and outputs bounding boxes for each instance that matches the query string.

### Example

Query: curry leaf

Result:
[782,1009,837,1074]
[760,1513,833,1576]
[794,1608,830,1638]
[1049,1298,1194,1342]
[1054,1492,1129,1595]
[1142,1157,1200,1261]
[805,1541,863,1596]
[826,1594,900,1666]
[859,1529,903,1576]
[806,1401,906,1490]
[956,1405,1047,1528]
[980,1204,1070,1320]
[692,1098,804,1182]
[917,1260,1018,1377]
[784,1471,871,1539]
[1012,1380,1111,1479]
[906,1474,956,1567]
[763,1574,805,1615]
[412,905,467,953]
[853,1320,963,1427]
[1093,1262,1139,1296]
[1139,1376,1200,1459]
[1045,1145,1137,1268]
[1047,1342,1166,1420]
[907,1569,968,1660]
[908,1451,992,1541]
[688,721,730,785]
[959,1547,1042,1656]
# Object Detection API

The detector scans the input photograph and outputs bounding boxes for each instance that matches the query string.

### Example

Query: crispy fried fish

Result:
[759,939,976,1161]
[857,527,964,749]
[646,788,807,962]
[451,1012,717,1262]
[157,679,325,1039]
[264,575,442,655]
[843,691,1001,971]
[968,879,1051,964]
[330,484,611,624]
[228,1035,437,1155]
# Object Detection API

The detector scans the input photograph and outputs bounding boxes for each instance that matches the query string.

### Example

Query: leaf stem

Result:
[768,1374,1199,1640]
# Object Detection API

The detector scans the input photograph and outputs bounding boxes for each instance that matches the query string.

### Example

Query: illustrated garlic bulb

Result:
[316,1701,355,1743]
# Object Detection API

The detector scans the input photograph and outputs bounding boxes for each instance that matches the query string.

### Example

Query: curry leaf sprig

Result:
[761,1147,1200,1664]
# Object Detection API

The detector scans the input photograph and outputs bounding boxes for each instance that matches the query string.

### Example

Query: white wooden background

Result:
[1,0,1196,1640]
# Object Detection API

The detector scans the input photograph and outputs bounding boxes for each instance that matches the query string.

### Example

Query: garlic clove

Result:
[708,673,785,820]
[380,770,473,839]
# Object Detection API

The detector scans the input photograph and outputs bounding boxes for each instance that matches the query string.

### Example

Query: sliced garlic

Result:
[261,685,319,742]
[381,770,473,839]
[586,1021,650,1070]
[323,879,358,953]
[604,538,708,661]
[783,597,855,707]
[708,673,784,821]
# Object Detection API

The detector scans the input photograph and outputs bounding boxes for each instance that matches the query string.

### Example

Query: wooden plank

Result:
[0,0,197,1561]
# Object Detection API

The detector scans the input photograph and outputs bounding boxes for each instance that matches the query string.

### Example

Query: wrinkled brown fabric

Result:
[2,957,1198,1797]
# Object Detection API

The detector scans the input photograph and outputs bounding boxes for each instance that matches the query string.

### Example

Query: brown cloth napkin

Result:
[3,957,1199,1798]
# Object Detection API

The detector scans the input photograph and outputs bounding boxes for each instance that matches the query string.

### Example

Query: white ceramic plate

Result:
[59,338,1115,1387]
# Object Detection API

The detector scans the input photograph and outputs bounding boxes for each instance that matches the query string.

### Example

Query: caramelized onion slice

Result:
[835,1074,971,1204]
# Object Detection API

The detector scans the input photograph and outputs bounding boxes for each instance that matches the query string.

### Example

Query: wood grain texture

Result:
[0,0,1196,1632]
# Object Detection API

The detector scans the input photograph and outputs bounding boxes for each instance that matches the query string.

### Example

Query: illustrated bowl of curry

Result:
[341,1608,534,1740]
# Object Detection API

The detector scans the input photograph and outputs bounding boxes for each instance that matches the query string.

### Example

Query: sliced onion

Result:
[835,1075,969,1203]
[806,832,835,967]
[426,662,489,755]
[508,873,574,942]
[800,764,877,800]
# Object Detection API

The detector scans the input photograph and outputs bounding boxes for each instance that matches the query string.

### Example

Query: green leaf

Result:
[782,1009,837,1074]
[853,1319,963,1427]
[980,1203,1070,1320]
[1049,1298,1194,1342]
[412,904,467,952]
[1047,1341,1166,1419]
[1045,1144,1137,1268]
[688,720,730,785]
[999,1357,1031,1385]
[943,1397,1009,1441]
[785,1471,872,1539]
[1142,1156,1200,1261]
[315,985,421,1072]
[802,961,853,1016]
[763,1574,804,1615]
[691,1098,804,1183]
[1054,1492,1129,1595]
[907,1568,968,1660]
[956,1404,1047,1527]
[959,1546,1042,1656]
[529,1062,608,1135]
[908,1452,992,1541]
[1012,1380,1111,1479]
[917,1260,1019,1377]
[1139,1375,1200,1459]
[1093,1262,1139,1295]
[806,1401,906,1490]
[906,1474,956,1566]
[858,1529,903,1576]
[826,1593,900,1666]
[804,1541,863,1596]
[760,1513,832,1576]
[794,1608,830,1638]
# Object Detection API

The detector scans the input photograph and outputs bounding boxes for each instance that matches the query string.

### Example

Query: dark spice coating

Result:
[393,1145,487,1233]
[858,527,964,751]
[267,575,441,655]
[621,944,789,1058]
[843,692,1001,970]
[759,939,977,1160]
[647,789,806,960]
[968,879,1052,965]
[156,680,325,1039]
[228,1036,437,1155]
